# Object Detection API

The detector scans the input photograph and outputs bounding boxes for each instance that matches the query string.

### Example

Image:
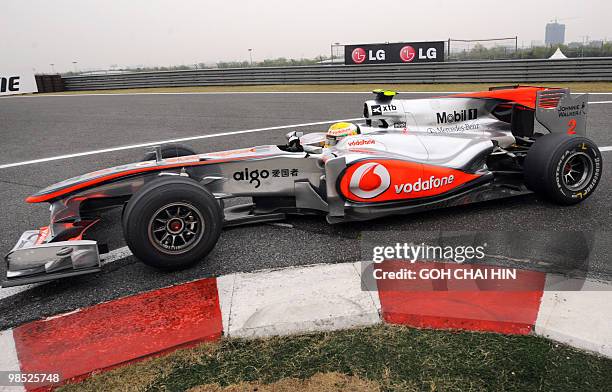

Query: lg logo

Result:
[349,42,442,65]
[399,45,437,62]
[349,162,391,199]
[352,47,385,64]
[351,48,367,64]
[399,46,416,62]
[0,76,20,92]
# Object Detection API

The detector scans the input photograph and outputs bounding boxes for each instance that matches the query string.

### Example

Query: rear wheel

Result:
[524,134,602,205]
[122,177,222,270]
[142,143,197,161]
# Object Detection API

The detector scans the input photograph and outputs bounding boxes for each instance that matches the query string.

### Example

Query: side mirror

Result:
[146,145,163,163]
[285,131,304,141]
[285,131,304,152]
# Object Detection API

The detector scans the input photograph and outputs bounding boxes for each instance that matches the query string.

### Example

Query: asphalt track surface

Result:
[0,92,611,330]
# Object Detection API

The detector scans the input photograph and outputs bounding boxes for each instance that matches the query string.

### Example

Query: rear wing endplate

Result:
[535,89,588,135]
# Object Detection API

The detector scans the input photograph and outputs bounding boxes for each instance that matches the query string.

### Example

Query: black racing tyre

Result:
[524,133,602,205]
[122,177,222,270]
[142,143,197,161]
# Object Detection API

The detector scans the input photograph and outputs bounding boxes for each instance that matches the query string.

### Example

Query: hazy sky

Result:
[2,0,611,73]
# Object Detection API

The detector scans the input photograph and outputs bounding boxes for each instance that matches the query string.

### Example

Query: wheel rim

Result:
[147,202,205,254]
[561,152,594,192]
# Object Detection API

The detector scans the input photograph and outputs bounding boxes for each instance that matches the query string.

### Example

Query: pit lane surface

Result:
[0,92,611,329]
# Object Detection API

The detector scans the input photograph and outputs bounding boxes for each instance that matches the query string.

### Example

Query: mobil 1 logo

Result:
[436,108,478,124]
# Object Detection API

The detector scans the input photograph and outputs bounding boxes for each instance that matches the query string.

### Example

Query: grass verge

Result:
[58,324,611,392]
[39,82,612,95]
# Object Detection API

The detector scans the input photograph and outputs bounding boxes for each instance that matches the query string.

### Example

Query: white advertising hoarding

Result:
[0,70,38,96]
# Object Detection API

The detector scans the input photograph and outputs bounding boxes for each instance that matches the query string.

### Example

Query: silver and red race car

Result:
[3,86,602,286]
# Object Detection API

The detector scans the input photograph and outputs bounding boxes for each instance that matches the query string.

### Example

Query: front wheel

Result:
[122,177,223,270]
[524,134,602,205]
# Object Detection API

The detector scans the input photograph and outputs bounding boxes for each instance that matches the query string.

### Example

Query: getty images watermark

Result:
[373,242,487,263]
[360,238,526,292]
[371,241,517,282]
[359,231,605,292]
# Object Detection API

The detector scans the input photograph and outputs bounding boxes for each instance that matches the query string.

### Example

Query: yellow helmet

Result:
[325,122,360,147]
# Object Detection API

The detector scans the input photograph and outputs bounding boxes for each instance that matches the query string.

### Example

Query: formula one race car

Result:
[4,86,602,286]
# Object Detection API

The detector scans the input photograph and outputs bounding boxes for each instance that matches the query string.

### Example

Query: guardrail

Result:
[62,58,612,91]
[35,74,64,93]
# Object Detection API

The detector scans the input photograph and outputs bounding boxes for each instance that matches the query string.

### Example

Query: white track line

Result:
[0,122,610,170]
[0,120,609,170]
[0,284,42,301]
[0,118,363,169]
[589,100,612,104]
[600,146,612,152]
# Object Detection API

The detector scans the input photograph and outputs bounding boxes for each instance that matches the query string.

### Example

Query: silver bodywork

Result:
[6,232,100,280]
[3,88,590,286]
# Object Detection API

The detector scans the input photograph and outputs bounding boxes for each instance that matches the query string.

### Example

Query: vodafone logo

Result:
[351,48,366,64]
[347,139,376,147]
[394,175,454,194]
[340,159,480,202]
[349,162,391,199]
[399,45,416,62]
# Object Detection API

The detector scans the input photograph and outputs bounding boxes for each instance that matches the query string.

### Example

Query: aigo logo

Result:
[348,162,390,199]
[233,168,269,188]
[352,48,367,64]
[399,45,416,62]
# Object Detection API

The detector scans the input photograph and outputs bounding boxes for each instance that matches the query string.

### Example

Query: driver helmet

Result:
[325,122,360,147]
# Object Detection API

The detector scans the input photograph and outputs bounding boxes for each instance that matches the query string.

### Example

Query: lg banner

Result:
[0,70,38,96]
[344,41,445,65]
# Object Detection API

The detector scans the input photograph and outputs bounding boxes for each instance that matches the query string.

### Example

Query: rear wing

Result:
[536,89,588,135]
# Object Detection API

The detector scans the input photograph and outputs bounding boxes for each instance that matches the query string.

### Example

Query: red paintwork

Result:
[35,227,50,245]
[359,164,382,191]
[26,155,270,204]
[449,86,557,108]
[68,219,100,241]
[339,159,481,203]
[13,278,222,390]
[376,261,546,334]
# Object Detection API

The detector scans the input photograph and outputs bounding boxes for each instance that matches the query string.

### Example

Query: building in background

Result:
[545,22,565,46]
